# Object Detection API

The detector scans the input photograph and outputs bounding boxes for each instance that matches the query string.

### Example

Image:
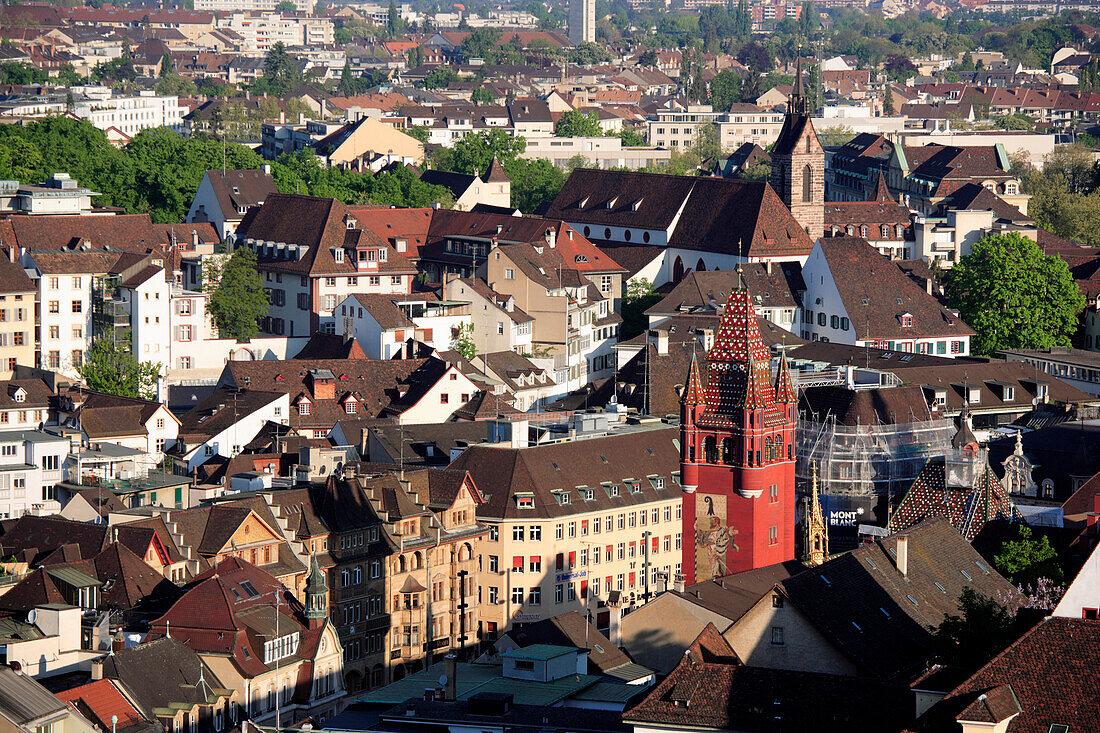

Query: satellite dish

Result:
[438,674,448,686]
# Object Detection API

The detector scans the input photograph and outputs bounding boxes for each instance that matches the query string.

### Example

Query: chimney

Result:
[263,163,272,176]
[112,632,125,652]
[545,228,556,248]
[90,660,103,681]
[896,535,908,578]
[926,277,933,295]
[444,655,457,701]
[7,247,14,263]
[649,329,668,355]
[607,605,622,647]
[765,259,772,274]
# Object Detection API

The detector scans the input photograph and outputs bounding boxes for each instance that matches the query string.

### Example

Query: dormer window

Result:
[334,249,344,263]
[12,388,25,403]
[297,395,312,415]
[379,248,387,261]
[968,386,981,404]
[515,494,534,509]
[606,197,618,209]
[899,313,913,328]
[344,394,358,414]
[345,216,357,229]
[632,198,643,211]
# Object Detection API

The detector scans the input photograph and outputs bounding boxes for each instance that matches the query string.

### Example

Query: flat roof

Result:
[0,430,68,444]
[1001,348,1100,369]
[501,644,578,661]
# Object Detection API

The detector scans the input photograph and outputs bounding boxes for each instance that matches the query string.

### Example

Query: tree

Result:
[709,70,743,113]
[451,322,476,360]
[638,49,658,67]
[387,0,401,36]
[884,84,895,115]
[738,160,771,181]
[555,110,603,137]
[569,41,611,65]
[275,1,298,11]
[461,27,501,62]
[943,232,1085,355]
[884,53,918,82]
[155,73,197,97]
[256,42,302,96]
[994,524,1064,587]
[736,42,771,72]
[470,87,495,105]
[79,336,162,401]
[994,113,1035,130]
[928,588,1023,678]
[205,248,270,341]
[814,125,856,147]
[158,54,173,78]
[622,278,660,340]
[617,127,647,146]
[420,66,458,89]
[0,63,46,86]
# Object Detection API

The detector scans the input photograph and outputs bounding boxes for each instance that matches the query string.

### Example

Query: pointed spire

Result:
[774,352,796,404]
[804,462,828,566]
[683,345,704,406]
[871,171,891,202]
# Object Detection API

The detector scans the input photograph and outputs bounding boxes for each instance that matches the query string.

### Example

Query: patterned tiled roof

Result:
[888,456,1022,541]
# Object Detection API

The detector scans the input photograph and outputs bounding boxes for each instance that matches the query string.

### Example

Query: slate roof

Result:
[447,426,681,521]
[935,183,1029,221]
[545,170,814,259]
[778,517,1019,682]
[366,420,494,466]
[672,560,805,624]
[905,617,1100,733]
[452,390,522,421]
[219,358,441,430]
[624,624,913,733]
[824,173,912,229]
[817,237,975,341]
[68,389,167,439]
[0,664,70,726]
[800,385,935,426]
[904,144,1015,198]
[292,332,368,360]
[175,388,286,445]
[477,351,551,393]
[100,636,232,717]
[504,611,631,674]
[646,265,802,316]
[0,256,34,294]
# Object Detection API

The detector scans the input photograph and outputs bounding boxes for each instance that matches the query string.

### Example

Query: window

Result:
[529,587,541,605]
[771,626,784,645]
[325,277,337,287]
[513,525,525,541]
[71,350,82,367]
[529,556,541,573]
[72,277,82,288]
[440,393,449,404]
[529,525,541,541]
[48,325,58,340]
[72,301,82,313]
[504,268,514,280]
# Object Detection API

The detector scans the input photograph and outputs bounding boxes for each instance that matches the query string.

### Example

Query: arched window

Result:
[802,164,813,202]
[397,555,407,573]
[673,256,685,282]
[860,225,868,238]
[881,224,890,238]
[704,436,718,464]
[764,436,772,462]
[412,551,423,569]
[721,438,734,465]
[696,258,706,272]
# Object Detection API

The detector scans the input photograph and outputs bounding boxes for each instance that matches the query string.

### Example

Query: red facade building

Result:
[679,280,797,583]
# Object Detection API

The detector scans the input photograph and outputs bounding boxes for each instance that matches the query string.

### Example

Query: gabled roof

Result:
[778,517,1018,682]
[9,214,162,255]
[816,237,975,340]
[647,265,803,315]
[905,617,1100,733]
[624,624,912,732]
[56,679,153,733]
[935,183,1029,221]
[889,457,1021,541]
[545,170,814,258]
[101,636,232,717]
[202,169,277,221]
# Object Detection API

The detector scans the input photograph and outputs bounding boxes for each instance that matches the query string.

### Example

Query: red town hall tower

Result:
[679,280,797,583]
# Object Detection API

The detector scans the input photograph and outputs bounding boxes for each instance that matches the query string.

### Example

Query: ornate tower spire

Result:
[304,553,328,628]
[774,352,796,405]
[683,345,704,407]
[803,463,828,566]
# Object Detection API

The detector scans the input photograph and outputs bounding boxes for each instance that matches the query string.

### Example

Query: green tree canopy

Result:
[709,70,743,113]
[204,248,269,342]
[928,588,1024,679]
[254,42,302,96]
[993,524,1064,588]
[943,232,1085,356]
[420,66,459,89]
[274,0,298,11]
[79,336,162,401]
[554,110,603,137]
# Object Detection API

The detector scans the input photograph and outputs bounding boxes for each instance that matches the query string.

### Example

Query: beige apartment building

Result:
[448,423,683,637]
[0,256,37,378]
[482,233,623,392]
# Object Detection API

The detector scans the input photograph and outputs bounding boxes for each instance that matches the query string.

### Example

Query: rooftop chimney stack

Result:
[896,535,908,578]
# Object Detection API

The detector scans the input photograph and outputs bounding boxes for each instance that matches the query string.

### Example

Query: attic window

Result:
[515,495,534,509]
[905,594,918,606]
[632,199,643,211]
[648,475,665,490]
[575,255,588,264]
[606,197,618,209]
[334,249,344,263]
[861,298,869,306]
[899,313,913,328]
[556,492,570,506]
[975,560,990,573]
[935,582,946,592]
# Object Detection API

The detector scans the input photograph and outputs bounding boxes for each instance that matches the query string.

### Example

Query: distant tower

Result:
[770,53,824,240]
[803,463,828,566]
[304,554,328,629]
[679,275,797,583]
[569,0,595,44]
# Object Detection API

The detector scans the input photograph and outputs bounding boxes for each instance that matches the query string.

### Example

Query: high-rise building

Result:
[569,0,595,44]
[679,282,797,583]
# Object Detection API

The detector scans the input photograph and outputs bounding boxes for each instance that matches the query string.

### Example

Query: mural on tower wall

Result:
[694,493,737,581]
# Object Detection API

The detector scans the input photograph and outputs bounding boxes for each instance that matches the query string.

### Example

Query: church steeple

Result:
[770,45,824,239]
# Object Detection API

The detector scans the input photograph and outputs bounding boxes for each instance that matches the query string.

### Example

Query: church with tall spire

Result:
[679,275,797,583]
[769,52,825,240]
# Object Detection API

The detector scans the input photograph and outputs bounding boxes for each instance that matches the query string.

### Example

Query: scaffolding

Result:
[795,414,956,501]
